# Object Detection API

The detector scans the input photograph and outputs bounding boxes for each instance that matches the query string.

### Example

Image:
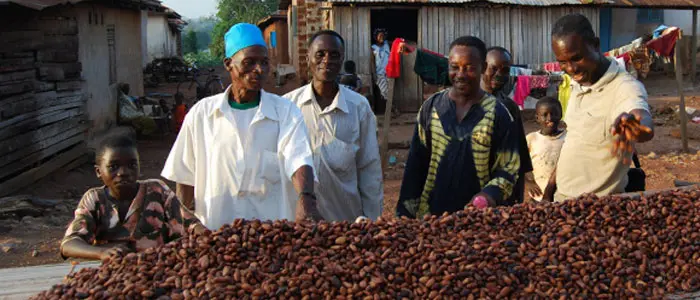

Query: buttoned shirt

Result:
[555,59,650,201]
[284,85,383,221]
[161,87,315,229]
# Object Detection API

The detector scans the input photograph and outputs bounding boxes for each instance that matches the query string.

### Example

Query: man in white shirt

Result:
[161,23,321,229]
[284,30,383,221]
[545,14,654,202]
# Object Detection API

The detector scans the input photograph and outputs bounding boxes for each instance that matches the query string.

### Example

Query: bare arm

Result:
[61,239,132,261]
[292,165,322,221]
[176,183,195,210]
[542,168,557,202]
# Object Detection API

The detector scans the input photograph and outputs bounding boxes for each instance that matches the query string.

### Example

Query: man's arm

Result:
[292,165,322,221]
[542,167,557,202]
[356,106,383,220]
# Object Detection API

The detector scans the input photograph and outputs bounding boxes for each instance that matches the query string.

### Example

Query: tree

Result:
[209,0,279,59]
[183,29,199,54]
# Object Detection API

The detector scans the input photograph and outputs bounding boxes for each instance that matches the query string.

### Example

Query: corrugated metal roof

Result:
[608,0,700,8]
[326,0,613,5]
[0,0,164,11]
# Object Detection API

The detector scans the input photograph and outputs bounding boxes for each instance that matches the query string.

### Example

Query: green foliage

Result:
[183,29,199,54]
[209,0,280,58]
[184,51,221,68]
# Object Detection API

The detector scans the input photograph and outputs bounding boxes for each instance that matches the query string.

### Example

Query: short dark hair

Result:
[344,61,356,73]
[551,13,596,43]
[487,46,512,58]
[449,36,487,61]
[536,96,562,112]
[308,30,345,48]
[96,134,137,164]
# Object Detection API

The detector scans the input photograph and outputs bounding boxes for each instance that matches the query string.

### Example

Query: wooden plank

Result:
[56,80,82,92]
[36,18,78,35]
[0,102,84,131]
[0,143,86,197]
[0,133,83,181]
[1,91,84,120]
[0,261,100,299]
[34,81,56,92]
[0,80,34,98]
[675,34,690,153]
[0,123,86,169]
[0,107,84,140]
[0,31,43,53]
[445,8,455,51]
[380,78,396,175]
[0,57,36,73]
[359,8,371,76]
[692,9,697,85]
[0,117,82,157]
[0,70,35,83]
[37,49,79,63]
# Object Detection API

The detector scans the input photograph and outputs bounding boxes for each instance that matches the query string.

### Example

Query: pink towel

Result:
[530,75,549,89]
[513,76,530,108]
[543,62,561,72]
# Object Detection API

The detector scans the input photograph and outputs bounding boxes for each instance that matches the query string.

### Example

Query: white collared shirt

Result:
[555,58,650,201]
[284,84,383,221]
[161,87,315,229]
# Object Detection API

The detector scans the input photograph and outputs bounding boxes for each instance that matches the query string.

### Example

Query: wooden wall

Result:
[0,6,88,197]
[420,6,600,65]
[332,7,372,88]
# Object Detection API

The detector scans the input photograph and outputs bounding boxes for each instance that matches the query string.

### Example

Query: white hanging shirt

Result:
[284,85,383,222]
[161,87,315,229]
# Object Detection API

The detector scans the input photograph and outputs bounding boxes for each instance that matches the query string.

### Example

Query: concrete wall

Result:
[664,10,698,34]
[73,3,144,138]
[146,14,178,63]
[609,9,640,49]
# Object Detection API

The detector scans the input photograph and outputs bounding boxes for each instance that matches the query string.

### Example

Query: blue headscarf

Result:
[225,23,266,58]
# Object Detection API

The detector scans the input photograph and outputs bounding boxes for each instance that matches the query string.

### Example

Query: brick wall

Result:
[291,0,332,82]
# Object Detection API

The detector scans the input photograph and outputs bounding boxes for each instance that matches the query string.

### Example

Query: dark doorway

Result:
[370,9,419,114]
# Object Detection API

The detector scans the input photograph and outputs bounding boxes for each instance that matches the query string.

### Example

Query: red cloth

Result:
[543,62,561,72]
[386,38,404,78]
[646,28,680,58]
[513,76,530,108]
[174,104,187,133]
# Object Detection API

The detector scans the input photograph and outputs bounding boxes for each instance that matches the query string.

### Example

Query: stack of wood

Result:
[0,15,88,197]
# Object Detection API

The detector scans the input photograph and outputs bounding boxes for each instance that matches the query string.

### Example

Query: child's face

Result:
[536,103,562,135]
[95,147,140,196]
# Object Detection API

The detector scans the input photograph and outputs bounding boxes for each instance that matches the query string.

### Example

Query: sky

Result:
[161,0,218,19]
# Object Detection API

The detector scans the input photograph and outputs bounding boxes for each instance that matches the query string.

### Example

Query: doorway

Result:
[370,9,421,113]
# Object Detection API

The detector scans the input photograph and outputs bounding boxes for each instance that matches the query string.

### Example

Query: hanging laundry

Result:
[510,67,533,77]
[543,62,561,72]
[646,27,680,58]
[413,49,450,86]
[558,74,571,116]
[386,38,405,78]
[653,25,669,39]
[530,75,549,89]
[513,76,531,108]
[605,37,643,57]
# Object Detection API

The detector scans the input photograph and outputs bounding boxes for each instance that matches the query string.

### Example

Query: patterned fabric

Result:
[372,42,391,99]
[397,91,521,218]
[61,179,200,253]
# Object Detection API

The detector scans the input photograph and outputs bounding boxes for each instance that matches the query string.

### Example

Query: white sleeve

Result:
[161,111,197,186]
[611,78,650,123]
[356,105,383,220]
[279,105,316,181]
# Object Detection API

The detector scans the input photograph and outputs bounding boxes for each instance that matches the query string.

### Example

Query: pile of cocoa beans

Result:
[35,189,699,299]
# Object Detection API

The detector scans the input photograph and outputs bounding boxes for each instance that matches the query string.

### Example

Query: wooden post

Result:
[380,78,396,175]
[692,9,698,85]
[675,32,690,153]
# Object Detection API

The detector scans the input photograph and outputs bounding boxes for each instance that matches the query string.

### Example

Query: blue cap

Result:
[225,23,267,58]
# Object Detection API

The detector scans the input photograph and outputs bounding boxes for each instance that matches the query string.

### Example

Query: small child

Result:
[525,97,567,201]
[173,92,188,133]
[60,135,203,261]
[338,60,362,93]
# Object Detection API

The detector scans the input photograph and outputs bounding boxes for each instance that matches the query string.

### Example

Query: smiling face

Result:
[448,45,485,96]
[535,102,563,136]
[96,146,140,197]
[309,34,344,83]
[484,50,512,92]
[552,34,602,86]
[224,45,269,91]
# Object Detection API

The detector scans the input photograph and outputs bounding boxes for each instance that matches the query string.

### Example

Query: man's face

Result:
[224,45,269,91]
[552,34,601,86]
[448,45,485,95]
[309,35,344,83]
[484,50,512,92]
[535,103,562,135]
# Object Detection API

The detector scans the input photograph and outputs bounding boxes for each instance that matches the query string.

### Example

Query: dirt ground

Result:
[2,72,700,269]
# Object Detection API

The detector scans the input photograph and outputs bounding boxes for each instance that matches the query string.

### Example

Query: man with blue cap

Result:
[162,23,322,229]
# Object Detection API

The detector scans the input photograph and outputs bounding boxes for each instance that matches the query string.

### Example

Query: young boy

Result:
[60,135,203,261]
[525,97,567,201]
[172,92,188,134]
[338,60,362,93]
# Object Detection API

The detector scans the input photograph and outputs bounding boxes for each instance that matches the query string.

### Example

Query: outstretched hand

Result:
[611,113,652,164]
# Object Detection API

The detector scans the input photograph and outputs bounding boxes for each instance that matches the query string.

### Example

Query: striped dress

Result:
[372,41,391,100]
[396,90,521,218]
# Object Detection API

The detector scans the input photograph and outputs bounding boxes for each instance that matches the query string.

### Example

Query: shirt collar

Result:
[573,57,620,93]
[299,84,349,114]
[209,85,278,121]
